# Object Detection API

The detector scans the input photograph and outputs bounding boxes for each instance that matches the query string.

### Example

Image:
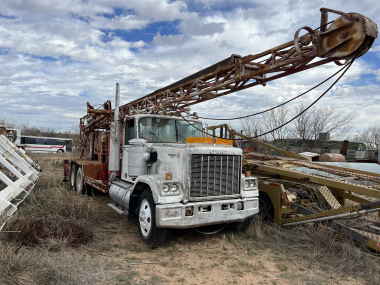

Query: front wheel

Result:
[138,190,167,247]
[226,217,253,232]
[57,149,64,153]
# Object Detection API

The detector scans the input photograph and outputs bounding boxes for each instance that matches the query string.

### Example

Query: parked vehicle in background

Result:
[0,126,21,145]
[20,136,73,153]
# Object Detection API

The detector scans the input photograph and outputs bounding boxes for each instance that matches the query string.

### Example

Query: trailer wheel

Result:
[76,167,86,195]
[258,192,274,222]
[138,190,167,247]
[70,164,78,189]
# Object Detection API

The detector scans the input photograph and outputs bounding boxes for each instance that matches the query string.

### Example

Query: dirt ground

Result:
[93,198,367,285]
[1,153,378,285]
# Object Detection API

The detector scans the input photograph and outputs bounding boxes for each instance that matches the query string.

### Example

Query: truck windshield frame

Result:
[139,117,202,143]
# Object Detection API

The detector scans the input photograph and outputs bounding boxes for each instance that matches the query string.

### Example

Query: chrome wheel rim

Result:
[71,168,75,187]
[76,170,83,193]
[139,199,152,237]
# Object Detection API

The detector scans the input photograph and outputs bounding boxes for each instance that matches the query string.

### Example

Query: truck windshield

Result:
[139,117,202,143]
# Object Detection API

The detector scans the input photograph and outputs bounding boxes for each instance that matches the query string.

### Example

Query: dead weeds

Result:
[1,152,380,284]
[238,219,380,284]
[0,153,108,284]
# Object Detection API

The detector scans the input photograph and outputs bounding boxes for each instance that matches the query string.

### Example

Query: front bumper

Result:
[156,198,259,228]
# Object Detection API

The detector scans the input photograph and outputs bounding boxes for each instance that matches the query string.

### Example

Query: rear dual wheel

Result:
[70,164,78,189]
[70,164,87,195]
[76,167,86,195]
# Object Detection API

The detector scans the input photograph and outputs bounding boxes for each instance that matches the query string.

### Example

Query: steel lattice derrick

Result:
[78,8,378,159]
[115,9,377,117]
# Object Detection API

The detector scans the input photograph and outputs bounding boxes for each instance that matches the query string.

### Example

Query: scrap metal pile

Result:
[209,124,380,254]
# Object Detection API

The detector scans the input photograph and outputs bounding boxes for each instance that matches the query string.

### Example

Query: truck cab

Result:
[109,114,259,246]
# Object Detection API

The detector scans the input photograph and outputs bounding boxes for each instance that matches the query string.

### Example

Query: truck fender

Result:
[128,174,166,222]
[131,174,165,204]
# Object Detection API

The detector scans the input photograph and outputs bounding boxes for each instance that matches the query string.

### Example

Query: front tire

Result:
[138,190,167,247]
[57,149,64,153]
[226,217,253,232]
[75,167,86,195]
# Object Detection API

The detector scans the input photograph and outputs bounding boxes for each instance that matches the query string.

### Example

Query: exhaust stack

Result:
[109,83,121,181]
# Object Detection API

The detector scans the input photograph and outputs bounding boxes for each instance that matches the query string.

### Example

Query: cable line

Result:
[195,62,350,121]
[178,59,355,141]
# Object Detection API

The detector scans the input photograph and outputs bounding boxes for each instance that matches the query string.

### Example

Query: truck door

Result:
[122,118,136,179]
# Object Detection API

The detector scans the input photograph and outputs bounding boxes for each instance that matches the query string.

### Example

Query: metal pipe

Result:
[114,83,120,122]
[89,132,94,160]
[109,83,121,179]
[369,225,380,232]
[282,208,380,227]
[320,8,329,32]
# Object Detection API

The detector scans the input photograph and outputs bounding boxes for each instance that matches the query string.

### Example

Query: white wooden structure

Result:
[0,135,41,230]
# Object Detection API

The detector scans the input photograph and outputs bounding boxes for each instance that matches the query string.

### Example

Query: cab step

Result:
[108,203,128,215]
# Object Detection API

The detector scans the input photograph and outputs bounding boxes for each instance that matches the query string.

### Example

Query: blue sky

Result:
[0,0,379,136]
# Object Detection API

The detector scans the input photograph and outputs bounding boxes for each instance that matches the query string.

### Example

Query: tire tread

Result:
[138,190,167,247]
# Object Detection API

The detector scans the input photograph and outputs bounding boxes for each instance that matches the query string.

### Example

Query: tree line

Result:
[234,104,376,152]
[0,116,80,147]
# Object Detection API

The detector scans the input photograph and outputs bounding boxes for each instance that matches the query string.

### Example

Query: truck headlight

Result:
[170,184,178,193]
[244,178,257,190]
[161,182,180,196]
[162,184,170,193]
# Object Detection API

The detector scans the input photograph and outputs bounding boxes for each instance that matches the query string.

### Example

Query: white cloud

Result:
[370,46,380,52]
[153,33,185,46]
[0,0,379,133]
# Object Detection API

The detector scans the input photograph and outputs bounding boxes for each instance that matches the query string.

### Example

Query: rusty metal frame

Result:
[114,8,376,117]
[78,8,377,160]
[207,124,309,160]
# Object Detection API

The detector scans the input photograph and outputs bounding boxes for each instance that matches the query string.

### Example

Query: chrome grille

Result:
[190,154,241,197]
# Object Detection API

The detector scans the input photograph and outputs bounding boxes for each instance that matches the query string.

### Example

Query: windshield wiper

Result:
[149,131,163,142]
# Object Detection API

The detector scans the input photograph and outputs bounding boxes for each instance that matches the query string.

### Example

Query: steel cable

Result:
[193,62,351,121]
[177,58,355,141]
[187,20,336,121]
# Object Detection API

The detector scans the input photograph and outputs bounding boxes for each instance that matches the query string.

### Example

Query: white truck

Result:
[64,7,377,246]
[64,87,259,246]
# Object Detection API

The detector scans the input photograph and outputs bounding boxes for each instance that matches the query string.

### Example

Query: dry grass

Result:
[2,152,380,284]
[238,219,380,284]
[28,251,107,285]
[0,242,107,285]
[0,243,30,285]
[0,153,108,284]
[24,180,96,221]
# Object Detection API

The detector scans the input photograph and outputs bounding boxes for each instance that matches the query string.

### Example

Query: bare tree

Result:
[288,104,352,151]
[238,116,267,140]
[237,115,274,153]
[351,122,380,144]
[0,116,29,130]
[262,105,289,141]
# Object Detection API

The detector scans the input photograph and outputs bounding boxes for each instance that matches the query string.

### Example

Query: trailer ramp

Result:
[0,135,41,230]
